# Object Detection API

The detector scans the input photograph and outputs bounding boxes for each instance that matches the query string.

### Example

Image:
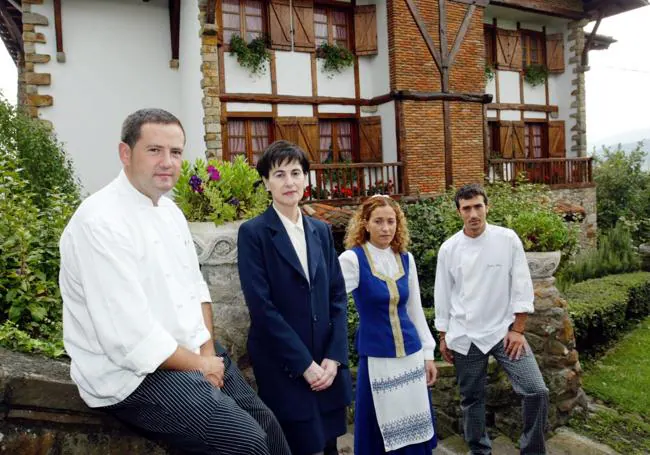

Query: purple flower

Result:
[189,175,204,193]
[228,197,240,207]
[207,165,221,181]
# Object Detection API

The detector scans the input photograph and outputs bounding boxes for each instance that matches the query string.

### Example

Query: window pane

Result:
[319,122,333,163]
[224,13,241,30]
[250,120,270,165]
[228,120,246,161]
[315,8,328,46]
[337,121,352,162]
[223,0,240,14]
[245,0,262,15]
[332,11,348,48]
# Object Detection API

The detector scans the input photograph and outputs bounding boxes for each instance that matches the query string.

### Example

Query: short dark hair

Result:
[256,140,310,178]
[454,183,488,208]
[120,108,185,148]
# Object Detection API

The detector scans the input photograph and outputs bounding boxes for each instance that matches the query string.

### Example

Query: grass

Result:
[581,317,650,417]
[569,317,650,454]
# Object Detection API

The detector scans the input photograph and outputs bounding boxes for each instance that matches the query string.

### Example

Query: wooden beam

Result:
[404,0,442,74]
[582,10,603,66]
[169,0,180,61]
[53,0,64,60]
[0,0,22,54]
[489,0,584,19]
[450,0,488,5]
[220,91,493,106]
[206,0,217,25]
[447,4,476,68]
[487,103,558,113]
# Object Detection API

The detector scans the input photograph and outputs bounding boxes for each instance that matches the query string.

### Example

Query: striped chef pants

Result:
[103,347,291,455]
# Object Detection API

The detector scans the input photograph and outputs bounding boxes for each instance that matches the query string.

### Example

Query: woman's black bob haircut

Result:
[256,140,310,179]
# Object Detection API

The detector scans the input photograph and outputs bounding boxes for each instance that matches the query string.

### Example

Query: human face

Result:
[119,122,185,205]
[264,159,306,214]
[366,205,397,250]
[457,195,488,238]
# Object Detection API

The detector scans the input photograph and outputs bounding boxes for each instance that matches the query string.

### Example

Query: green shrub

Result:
[173,156,269,225]
[347,294,359,368]
[557,223,641,289]
[0,96,80,208]
[565,272,650,357]
[0,96,80,357]
[510,210,570,252]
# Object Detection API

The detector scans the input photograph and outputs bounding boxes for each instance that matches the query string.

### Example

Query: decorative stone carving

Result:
[189,221,254,384]
[526,251,562,279]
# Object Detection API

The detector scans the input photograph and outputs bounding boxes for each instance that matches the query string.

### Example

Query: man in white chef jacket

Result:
[434,183,549,455]
[59,108,291,455]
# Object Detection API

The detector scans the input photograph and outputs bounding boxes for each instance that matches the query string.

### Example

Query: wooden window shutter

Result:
[269,0,292,50]
[499,122,513,159]
[274,117,299,143]
[359,116,382,162]
[296,118,319,162]
[292,0,315,51]
[546,34,565,74]
[513,122,526,158]
[354,5,377,56]
[548,121,565,157]
[496,29,522,70]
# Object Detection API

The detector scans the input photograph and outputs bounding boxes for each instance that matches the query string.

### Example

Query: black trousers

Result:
[103,345,291,455]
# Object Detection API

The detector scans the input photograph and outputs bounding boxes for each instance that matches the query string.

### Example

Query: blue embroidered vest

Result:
[351,245,422,358]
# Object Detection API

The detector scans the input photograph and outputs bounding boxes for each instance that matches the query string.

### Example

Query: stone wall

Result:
[431,273,585,441]
[0,348,167,455]
[567,19,590,158]
[550,186,597,250]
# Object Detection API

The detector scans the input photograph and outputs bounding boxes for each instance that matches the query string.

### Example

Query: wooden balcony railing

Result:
[487,157,594,188]
[304,162,403,201]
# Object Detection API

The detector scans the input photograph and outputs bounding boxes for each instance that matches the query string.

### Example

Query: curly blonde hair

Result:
[344,196,410,253]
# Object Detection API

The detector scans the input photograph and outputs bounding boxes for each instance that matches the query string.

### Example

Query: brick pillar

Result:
[198,0,223,159]
[388,0,487,195]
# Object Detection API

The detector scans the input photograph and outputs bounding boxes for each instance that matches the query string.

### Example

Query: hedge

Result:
[565,272,650,357]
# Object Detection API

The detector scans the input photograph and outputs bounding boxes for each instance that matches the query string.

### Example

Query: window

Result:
[227,119,272,164]
[521,30,545,67]
[314,7,350,49]
[222,0,265,44]
[487,121,500,158]
[484,25,496,67]
[319,120,355,163]
[524,123,547,159]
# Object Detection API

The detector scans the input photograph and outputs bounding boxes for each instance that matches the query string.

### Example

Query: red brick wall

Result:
[388,0,486,194]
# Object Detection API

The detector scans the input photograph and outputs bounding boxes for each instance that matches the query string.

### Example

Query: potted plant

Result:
[509,210,571,279]
[523,63,549,87]
[173,156,269,378]
[229,35,270,76]
[316,42,354,77]
[485,64,495,83]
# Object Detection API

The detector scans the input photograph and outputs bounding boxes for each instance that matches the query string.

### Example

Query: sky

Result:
[1,6,649,148]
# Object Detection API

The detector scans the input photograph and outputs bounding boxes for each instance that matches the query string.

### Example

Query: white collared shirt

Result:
[338,243,436,360]
[434,224,534,355]
[59,171,212,408]
[273,204,310,283]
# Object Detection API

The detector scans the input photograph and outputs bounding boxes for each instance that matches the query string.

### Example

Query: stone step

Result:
[434,434,519,455]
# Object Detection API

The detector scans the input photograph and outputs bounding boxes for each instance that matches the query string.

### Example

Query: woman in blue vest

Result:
[338,195,438,455]
[238,141,352,455]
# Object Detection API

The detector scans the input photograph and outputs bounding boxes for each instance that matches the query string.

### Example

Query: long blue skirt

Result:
[354,356,437,455]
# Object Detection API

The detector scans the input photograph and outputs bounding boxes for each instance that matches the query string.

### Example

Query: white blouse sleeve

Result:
[338,250,360,294]
[406,252,436,360]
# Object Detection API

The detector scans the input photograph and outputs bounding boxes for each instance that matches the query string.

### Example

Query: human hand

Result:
[303,361,326,386]
[425,360,437,386]
[504,331,527,360]
[200,356,225,388]
[311,359,338,391]
[439,338,455,364]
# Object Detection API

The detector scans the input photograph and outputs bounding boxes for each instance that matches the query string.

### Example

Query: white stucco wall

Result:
[275,51,312,96]
[523,82,545,105]
[277,104,314,116]
[318,104,356,114]
[358,0,390,98]
[227,103,272,112]
[498,70,521,104]
[32,0,204,194]
[316,59,356,101]
[501,110,521,121]
[223,53,272,93]
[523,111,547,120]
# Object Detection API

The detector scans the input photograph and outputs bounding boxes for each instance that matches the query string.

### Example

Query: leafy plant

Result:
[485,64,495,82]
[0,95,80,358]
[316,43,354,76]
[229,35,270,76]
[523,63,549,87]
[510,210,570,252]
[173,156,270,225]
